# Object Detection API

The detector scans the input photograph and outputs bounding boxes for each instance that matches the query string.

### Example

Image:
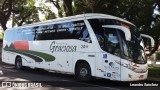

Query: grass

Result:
[148,66,160,78]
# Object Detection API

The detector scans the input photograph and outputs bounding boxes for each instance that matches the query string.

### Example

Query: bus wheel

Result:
[15,57,23,70]
[76,63,91,81]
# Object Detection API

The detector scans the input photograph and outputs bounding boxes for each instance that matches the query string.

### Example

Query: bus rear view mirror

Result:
[141,34,155,48]
[102,25,131,41]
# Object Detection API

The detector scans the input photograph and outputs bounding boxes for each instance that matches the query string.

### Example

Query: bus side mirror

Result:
[141,34,155,48]
[102,25,131,41]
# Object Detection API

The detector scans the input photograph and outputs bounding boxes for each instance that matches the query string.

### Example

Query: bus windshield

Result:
[121,26,147,64]
[88,18,147,64]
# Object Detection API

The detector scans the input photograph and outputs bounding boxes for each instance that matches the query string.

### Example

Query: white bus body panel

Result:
[95,52,121,80]
[120,59,148,81]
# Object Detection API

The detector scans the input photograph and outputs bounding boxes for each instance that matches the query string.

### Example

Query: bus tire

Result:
[15,57,23,70]
[76,63,91,81]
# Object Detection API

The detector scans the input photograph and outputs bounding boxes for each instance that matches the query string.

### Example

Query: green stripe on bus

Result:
[4,48,55,62]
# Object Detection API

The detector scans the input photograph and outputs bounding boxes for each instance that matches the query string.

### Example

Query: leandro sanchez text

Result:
[130,83,159,87]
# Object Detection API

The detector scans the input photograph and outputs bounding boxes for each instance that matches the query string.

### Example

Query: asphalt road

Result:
[0,62,160,90]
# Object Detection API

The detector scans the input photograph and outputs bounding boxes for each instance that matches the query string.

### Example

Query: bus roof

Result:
[6,13,135,31]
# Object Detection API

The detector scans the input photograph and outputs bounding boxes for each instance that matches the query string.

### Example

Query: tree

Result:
[74,0,119,14]
[47,0,73,17]
[0,0,13,30]
[0,0,41,30]
[41,7,57,20]
[49,0,63,17]
[12,0,40,26]
[63,0,73,16]
[149,0,160,55]
[38,1,57,20]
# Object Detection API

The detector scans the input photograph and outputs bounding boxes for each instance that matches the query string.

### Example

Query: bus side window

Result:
[31,20,91,43]
[4,30,15,42]
[70,21,92,43]
[36,25,56,40]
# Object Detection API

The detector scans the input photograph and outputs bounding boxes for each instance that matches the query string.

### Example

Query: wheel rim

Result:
[16,60,21,69]
[80,68,88,77]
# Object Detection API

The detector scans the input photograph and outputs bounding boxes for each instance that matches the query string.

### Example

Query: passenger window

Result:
[36,25,56,40]
[25,28,36,41]
[35,20,92,43]
[4,30,16,42]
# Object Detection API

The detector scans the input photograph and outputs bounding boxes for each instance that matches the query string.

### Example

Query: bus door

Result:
[96,28,121,80]
[96,25,131,80]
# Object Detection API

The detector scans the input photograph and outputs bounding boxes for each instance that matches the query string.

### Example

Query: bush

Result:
[148,66,160,78]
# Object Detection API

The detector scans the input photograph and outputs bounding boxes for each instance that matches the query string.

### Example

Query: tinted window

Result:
[88,19,119,27]
[36,20,91,43]
[4,30,16,42]
[93,27,121,56]
[15,29,25,41]
[4,29,28,42]
[36,25,56,40]
[104,28,120,56]
[5,21,91,43]
[88,19,119,38]
[23,27,36,41]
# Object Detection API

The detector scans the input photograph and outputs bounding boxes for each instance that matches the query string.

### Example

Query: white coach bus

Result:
[2,13,147,81]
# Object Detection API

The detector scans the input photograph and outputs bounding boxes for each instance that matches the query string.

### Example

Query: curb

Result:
[147,61,160,66]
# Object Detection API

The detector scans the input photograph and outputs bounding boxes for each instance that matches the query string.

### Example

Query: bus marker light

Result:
[139,75,144,78]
